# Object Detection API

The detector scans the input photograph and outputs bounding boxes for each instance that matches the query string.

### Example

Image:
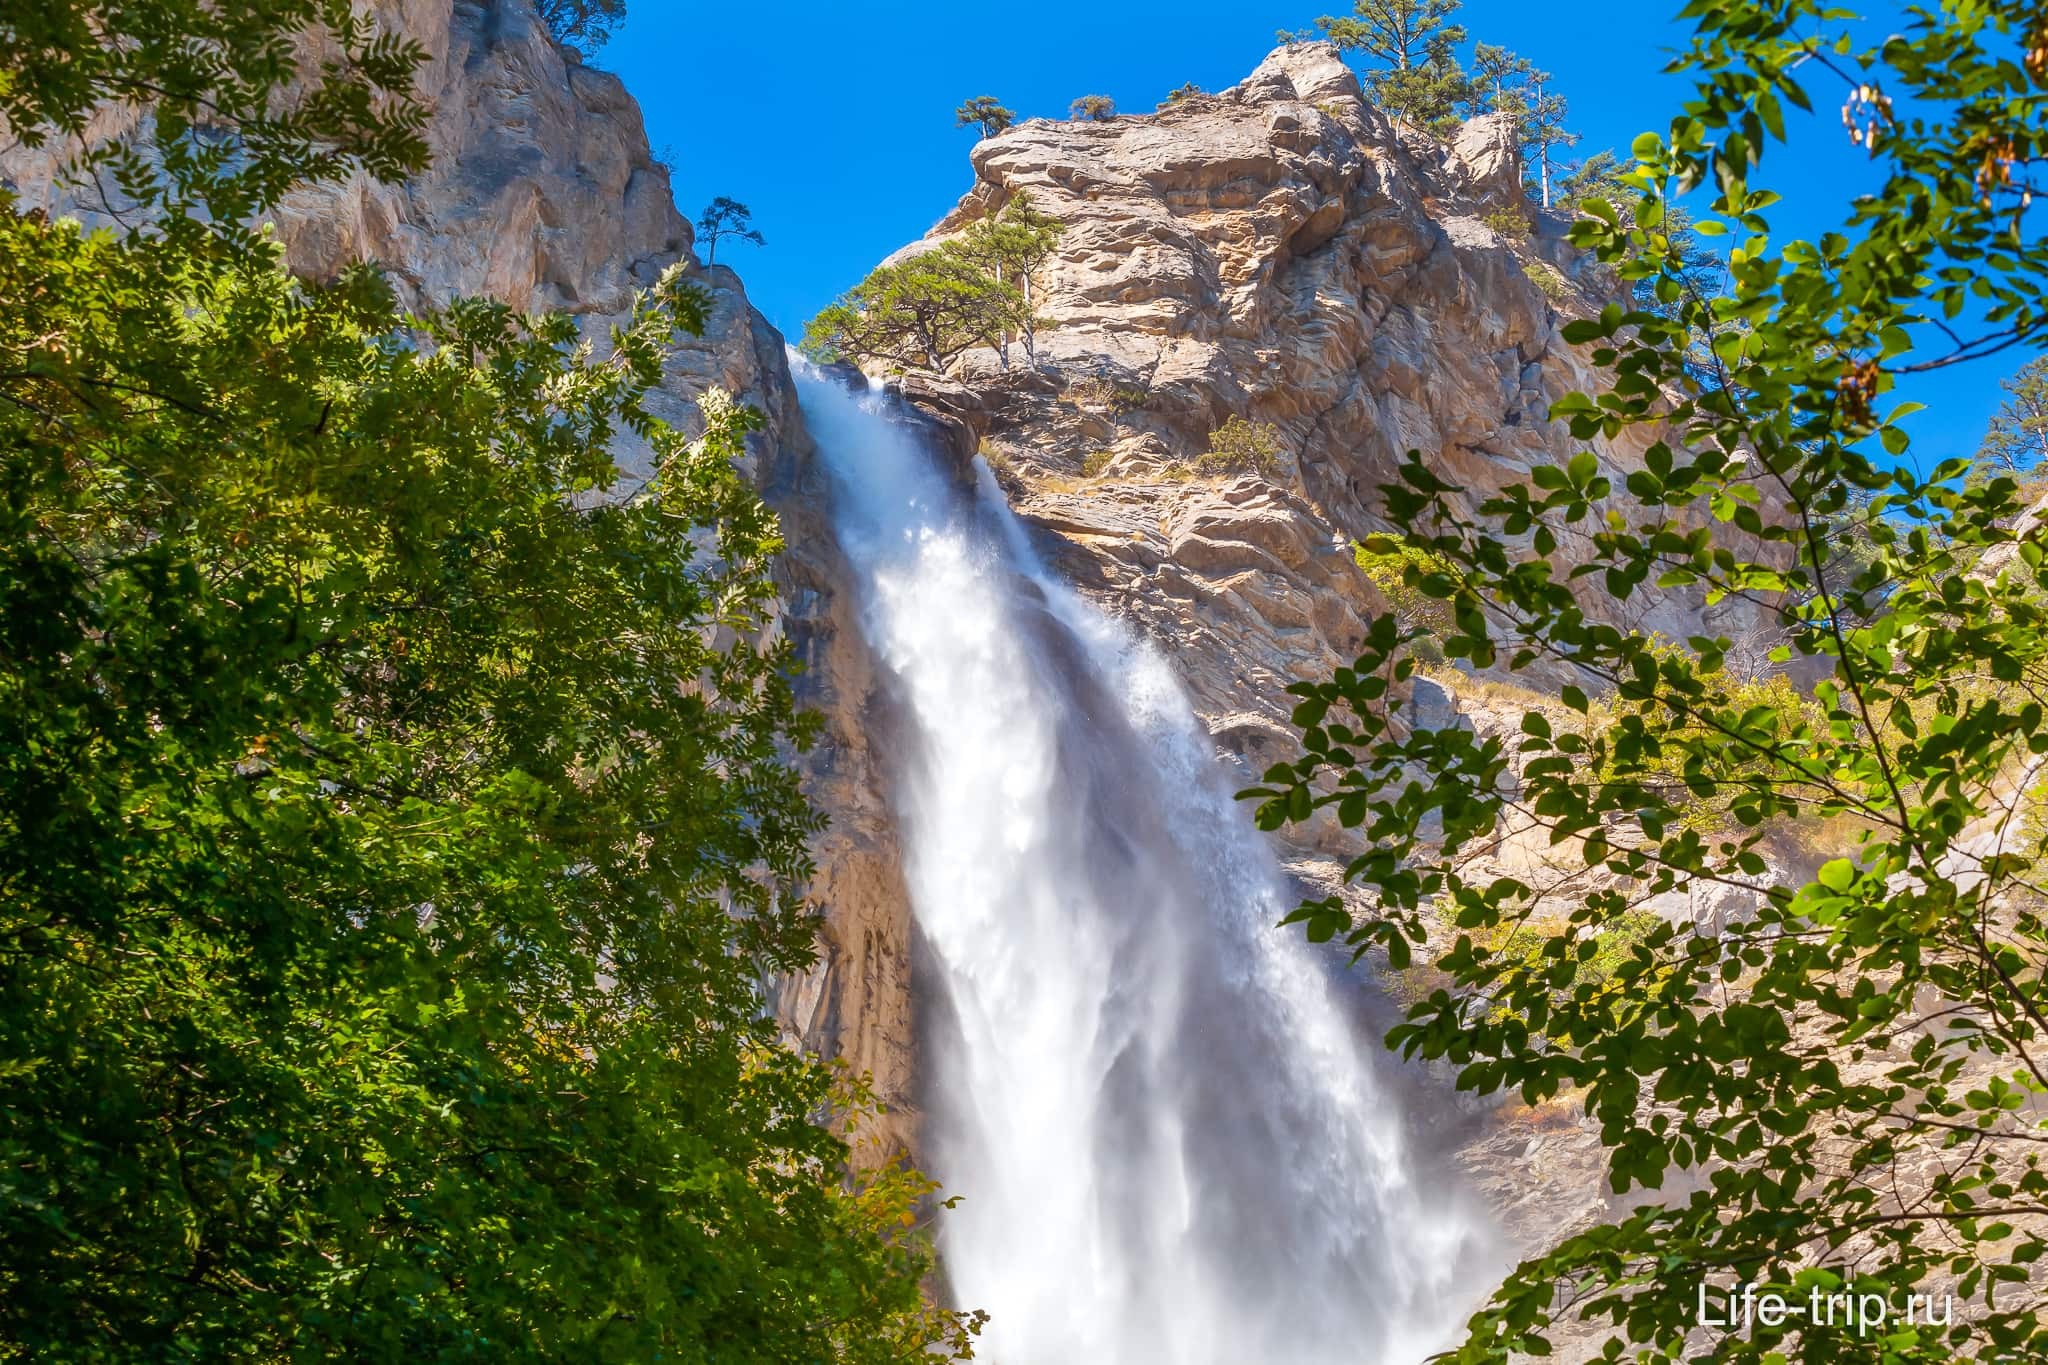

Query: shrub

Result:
[1191,415,1284,477]
[1481,206,1531,241]
[1522,259,1570,302]
[1081,449,1116,478]
[1064,376,1148,414]
[1466,909,1669,1019]
[1070,95,1116,121]
[1158,82,1203,111]
[1584,637,1822,834]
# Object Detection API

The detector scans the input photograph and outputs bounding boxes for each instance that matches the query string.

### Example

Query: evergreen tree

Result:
[1979,355,2048,476]
[805,196,1065,374]
[1313,0,1464,71]
[1372,29,1472,131]
[1519,69,1577,208]
[803,250,1022,373]
[1468,41,1531,114]
[950,193,1067,367]
[1312,1,1470,129]
[1159,81,1205,110]
[1554,146,1629,213]
[1069,94,1117,121]
[695,196,764,267]
[954,95,1015,139]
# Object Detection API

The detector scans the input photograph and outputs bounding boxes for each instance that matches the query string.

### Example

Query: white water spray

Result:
[793,358,1493,1364]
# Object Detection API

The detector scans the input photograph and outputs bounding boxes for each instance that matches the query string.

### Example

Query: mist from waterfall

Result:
[792,358,1494,1364]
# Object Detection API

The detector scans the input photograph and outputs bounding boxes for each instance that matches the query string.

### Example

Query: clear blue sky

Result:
[608,1,2022,465]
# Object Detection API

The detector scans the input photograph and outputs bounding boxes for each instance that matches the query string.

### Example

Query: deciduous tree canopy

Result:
[1252,2,2048,1360]
[0,4,975,1359]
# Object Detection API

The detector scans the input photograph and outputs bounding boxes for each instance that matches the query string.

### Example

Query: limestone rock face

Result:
[906,41,1750,792]
[1444,112,1525,210]
[5,1,683,321]
[275,4,686,320]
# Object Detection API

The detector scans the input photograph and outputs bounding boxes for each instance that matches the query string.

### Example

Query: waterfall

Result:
[792,358,1495,1364]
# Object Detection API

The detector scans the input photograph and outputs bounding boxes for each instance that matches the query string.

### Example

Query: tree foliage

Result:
[803,251,1018,374]
[1519,70,1578,209]
[946,193,1066,367]
[0,0,429,254]
[1354,535,1458,640]
[1469,40,1532,113]
[804,196,1063,373]
[1312,0,1464,72]
[1069,94,1117,121]
[1312,0,1471,129]
[1249,1,2048,1361]
[535,0,627,50]
[0,3,976,1358]
[954,96,1015,138]
[696,196,765,268]
[1980,355,2048,478]
[1377,31,1474,132]
[1560,149,1725,321]
[1193,415,1287,477]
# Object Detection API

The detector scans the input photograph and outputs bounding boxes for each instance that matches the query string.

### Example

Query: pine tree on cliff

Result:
[803,250,1022,373]
[1312,0,1470,128]
[954,96,1016,138]
[1468,41,1530,114]
[949,193,1067,368]
[1980,355,2048,476]
[1517,70,1576,208]
[695,197,764,267]
[1069,94,1117,120]
[1313,0,1463,72]
[1370,30,1472,130]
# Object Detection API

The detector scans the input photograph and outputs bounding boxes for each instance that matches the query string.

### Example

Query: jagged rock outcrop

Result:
[883,42,1762,811]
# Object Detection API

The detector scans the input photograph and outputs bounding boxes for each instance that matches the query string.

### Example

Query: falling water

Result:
[793,358,1493,1364]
